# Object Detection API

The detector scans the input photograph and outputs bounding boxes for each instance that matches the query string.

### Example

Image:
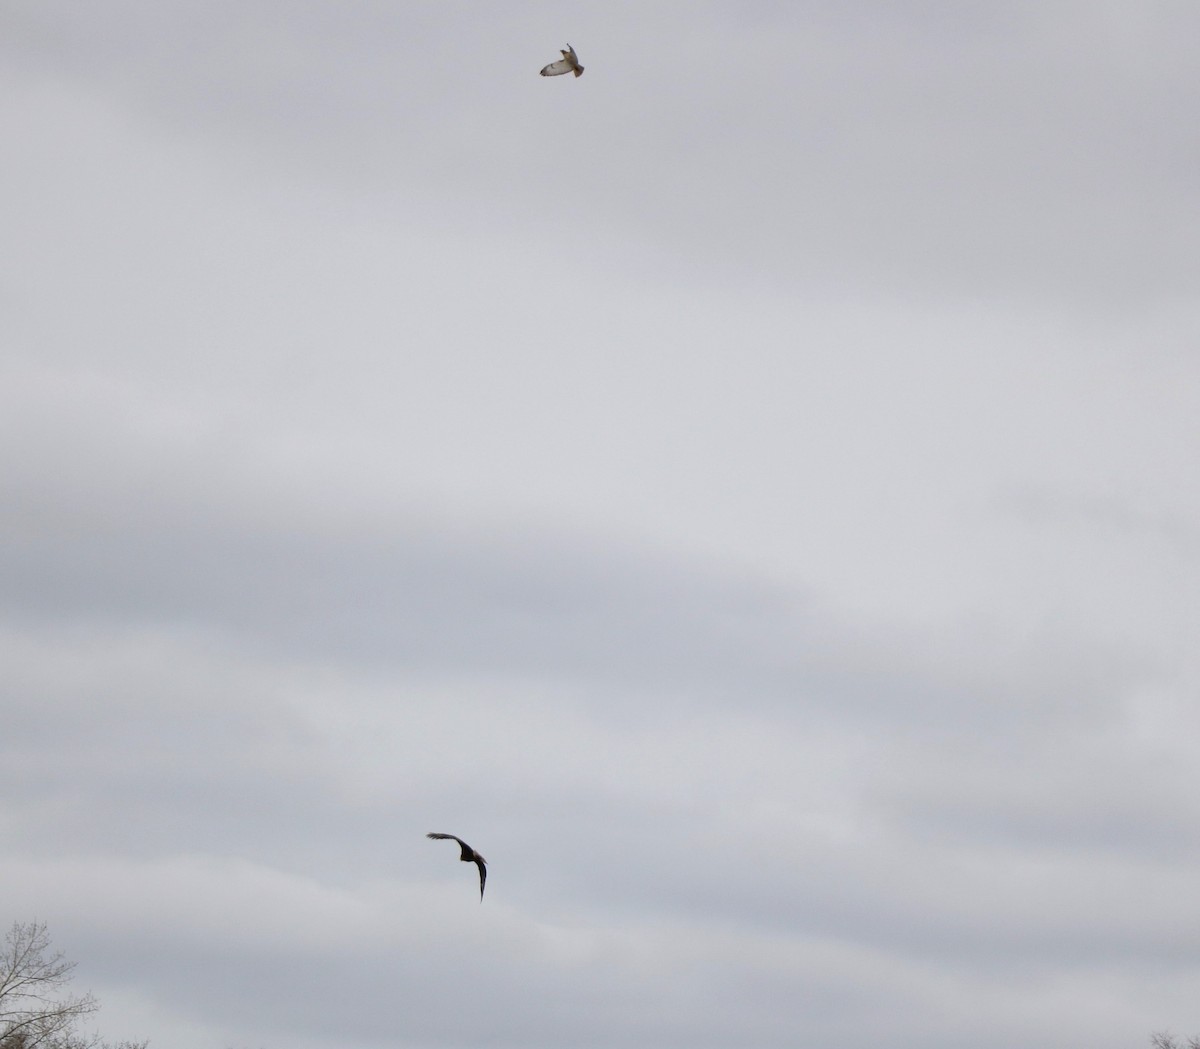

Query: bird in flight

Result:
[540,44,583,78]
[426,832,488,900]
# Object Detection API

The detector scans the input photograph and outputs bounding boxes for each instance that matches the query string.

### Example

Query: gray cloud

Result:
[3,3,1199,1048]
[6,2,1197,307]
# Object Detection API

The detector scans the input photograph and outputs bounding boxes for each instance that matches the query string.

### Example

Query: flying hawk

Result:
[426,832,487,901]
[540,44,583,78]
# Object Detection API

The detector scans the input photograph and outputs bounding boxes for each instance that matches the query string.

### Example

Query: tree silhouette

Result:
[1151,1034,1200,1049]
[0,921,146,1049]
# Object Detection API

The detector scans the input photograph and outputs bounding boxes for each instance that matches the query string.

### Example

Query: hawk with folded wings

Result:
[540,44,583,78]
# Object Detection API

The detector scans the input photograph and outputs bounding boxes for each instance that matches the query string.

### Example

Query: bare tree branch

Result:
[1150,1033,1200,1049]
[0,922,145,1049]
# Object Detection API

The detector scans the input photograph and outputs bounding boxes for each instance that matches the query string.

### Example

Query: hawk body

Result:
[540,44,583,78]
[427,832,488,901]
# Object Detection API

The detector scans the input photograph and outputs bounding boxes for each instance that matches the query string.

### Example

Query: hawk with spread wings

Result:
[426,832,488,901]
[540,44,583,78]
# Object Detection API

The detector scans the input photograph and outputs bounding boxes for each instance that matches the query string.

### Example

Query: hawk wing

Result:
[540,56,575,77]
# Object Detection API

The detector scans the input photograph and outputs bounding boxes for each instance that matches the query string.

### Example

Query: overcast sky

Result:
[2,3,1199,1048]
